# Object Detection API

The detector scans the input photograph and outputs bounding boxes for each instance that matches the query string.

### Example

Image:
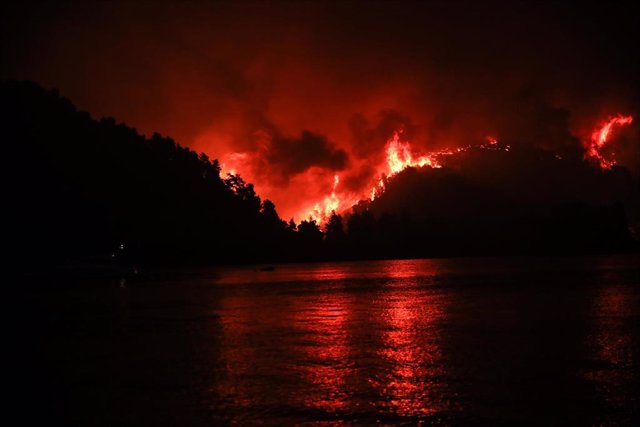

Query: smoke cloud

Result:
[2,1,638,220]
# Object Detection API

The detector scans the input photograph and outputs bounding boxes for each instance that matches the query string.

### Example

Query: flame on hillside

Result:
[221,114,633,225]
[301,131,510,223]
[586,114,633,169]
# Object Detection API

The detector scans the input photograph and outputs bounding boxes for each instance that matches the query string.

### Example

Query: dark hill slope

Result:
[0,80,291,267]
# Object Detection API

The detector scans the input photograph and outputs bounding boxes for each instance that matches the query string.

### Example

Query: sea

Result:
[10,255,640,425]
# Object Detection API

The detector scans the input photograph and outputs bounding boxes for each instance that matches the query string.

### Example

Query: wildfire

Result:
[306,174,343,223]
[587,114,633,169]
[385,131,442,174]
[299,131,518,223]
[370,179,385,201]
[219,113,633,225]
[302,131,474,222]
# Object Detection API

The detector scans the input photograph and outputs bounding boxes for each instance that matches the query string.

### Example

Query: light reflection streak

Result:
[211,259,450,421]
[293,292,351,412]
[212,291,259,410]
[373,261,449,417]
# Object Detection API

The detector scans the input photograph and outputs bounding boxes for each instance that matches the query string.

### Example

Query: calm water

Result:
[10,256,640,425]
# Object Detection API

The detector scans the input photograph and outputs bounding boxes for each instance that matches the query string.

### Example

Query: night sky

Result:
[2,0,638,219]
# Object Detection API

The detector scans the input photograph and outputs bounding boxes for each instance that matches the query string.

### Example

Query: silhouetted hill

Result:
[1,80,637,271]
[353,146,639,257]
[1,80,298,269]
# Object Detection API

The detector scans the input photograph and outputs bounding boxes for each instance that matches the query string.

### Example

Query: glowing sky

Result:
[2,1,638,219]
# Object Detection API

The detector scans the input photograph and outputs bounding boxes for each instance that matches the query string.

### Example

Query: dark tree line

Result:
[1,81,637,272]
[1,80,314,268]
[320,204,636,261]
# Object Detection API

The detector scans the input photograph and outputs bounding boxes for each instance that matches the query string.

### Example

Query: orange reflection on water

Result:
[211,259,450,420]
[307,265,349,282]
[212,291,262,409]
[212,279,355,416]
[293,292,352,412]
[211,288,305,412]
[375,261,448,417]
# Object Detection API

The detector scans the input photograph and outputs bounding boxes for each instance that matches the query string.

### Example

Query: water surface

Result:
[11,256,640,425]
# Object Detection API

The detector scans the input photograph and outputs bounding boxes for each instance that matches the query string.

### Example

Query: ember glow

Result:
[235,130,460,223]
[292,131,510,223]
[5,1,639,228]
[307,174,342,223]
[587,114,633,169]
[293,128,530,223]
[219,109,635,225]
[385,131,443,174]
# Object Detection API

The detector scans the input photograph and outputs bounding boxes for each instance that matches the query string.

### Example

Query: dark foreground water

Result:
[9,256,640,426]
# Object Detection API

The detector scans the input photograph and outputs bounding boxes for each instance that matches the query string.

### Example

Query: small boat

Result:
[258,266,275,272]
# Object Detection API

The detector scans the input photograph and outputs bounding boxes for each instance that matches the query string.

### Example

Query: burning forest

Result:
[220,111,636,227]
[4,3,640,427]
[2,0,640,265]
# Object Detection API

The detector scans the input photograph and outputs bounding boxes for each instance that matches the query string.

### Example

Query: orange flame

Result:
[306,174,343,223]
[218,112,636,225]
[221,129,518,224]
[587,114,633,169]
[385,131,442,174]
[299,130,519,223]
[303,131,473,222]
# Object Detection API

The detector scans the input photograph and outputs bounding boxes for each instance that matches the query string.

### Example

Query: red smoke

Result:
[221,112,633,224]
[3,2,639,223]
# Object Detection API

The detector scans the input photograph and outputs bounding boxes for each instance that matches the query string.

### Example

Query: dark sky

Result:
[2,0,638,219]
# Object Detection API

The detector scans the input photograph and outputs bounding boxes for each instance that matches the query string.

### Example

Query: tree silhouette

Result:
[324,213,346,259]
[1,80,636,272]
